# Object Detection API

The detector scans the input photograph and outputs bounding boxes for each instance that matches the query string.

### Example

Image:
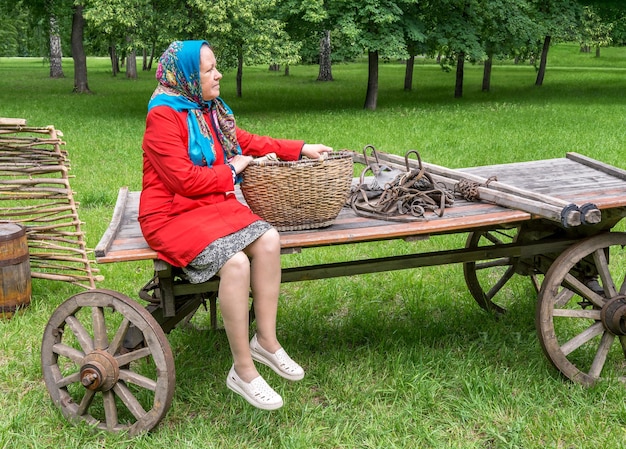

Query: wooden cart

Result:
[41,152,626,435]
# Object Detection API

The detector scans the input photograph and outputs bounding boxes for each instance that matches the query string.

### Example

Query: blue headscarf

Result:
[148,40,241,167]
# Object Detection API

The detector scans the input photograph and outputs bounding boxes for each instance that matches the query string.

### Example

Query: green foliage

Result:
[580,4,614,49]
[527,0,582,41]
[0,0,40,56]
[6,0,626,84]
[425,0,486,61]
[479,0,540,59]
[330,0,415,58]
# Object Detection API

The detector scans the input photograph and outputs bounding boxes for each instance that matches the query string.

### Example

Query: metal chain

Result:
[350,162,455,221]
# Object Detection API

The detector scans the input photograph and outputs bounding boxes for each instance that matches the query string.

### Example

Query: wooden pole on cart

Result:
[353,152,585,227]
[369,151,602,227]
[419,158,601,226]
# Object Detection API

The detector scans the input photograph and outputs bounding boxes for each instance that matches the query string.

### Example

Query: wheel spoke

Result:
[464,228,522,314]
[108,318,131,356]
[560,321,605,356]
[103,390,119,432]
[562,273,605,309]
[588,331,615,380]
[119,370,158,391]
[553,286,575,308]
[76,388,96,416]
[552,308,601,319]
[52,343,84,364]
[113,382,147,420]
[530,274,541,293]
[620,336,626,357]
[92,307,108,350]
[593,248,617,298]
[483,230,510,246]
[55,371,81,389]
[115,347,152,366]
[65,315,93,353]
[485,265,516,301]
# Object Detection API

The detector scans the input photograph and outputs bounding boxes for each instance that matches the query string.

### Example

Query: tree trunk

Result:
[454,52,464,98]
[142,48,148,71]
[404,55,414,91]
[236,45,243,97]
[535,35,550,86]
[49,15,64,78]
[482,55,492,92]
[71,5,90,93]
[317,30,333,81]
[595,46,600,57]
[364,50,378,110]
[109,45,119,76]
[148,42,155,70]
[126,48,138,79]
[284,64,289,76]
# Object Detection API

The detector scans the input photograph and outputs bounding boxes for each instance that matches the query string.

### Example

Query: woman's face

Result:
[199,45,222,101]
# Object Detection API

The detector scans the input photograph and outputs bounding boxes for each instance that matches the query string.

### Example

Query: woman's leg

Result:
[244,228,282,353]
[218,251,259,382]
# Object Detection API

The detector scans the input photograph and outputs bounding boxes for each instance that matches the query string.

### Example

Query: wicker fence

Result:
[0,118,101,289]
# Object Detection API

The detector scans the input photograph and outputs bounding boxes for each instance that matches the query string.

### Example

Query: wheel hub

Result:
[601,295,626,336]
[80,350,119,391]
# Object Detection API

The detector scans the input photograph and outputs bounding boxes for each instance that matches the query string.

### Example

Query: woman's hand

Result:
[228,155,253,174]
[301,144,333,160]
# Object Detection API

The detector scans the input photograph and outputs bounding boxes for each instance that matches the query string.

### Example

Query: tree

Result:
[477,0,537,92]
[49,13,64,78]
[83,0,152,79]
[401,3,427,91]
[194,0,299,97]
[325,0,418,110]
[276,0,333,80]
[5,0,72,75]
[528,0,580,86]
[71,4,90,93]
[579,5,613,56]
[0,1,23,56]
[425,0,484,98]
[578,0,626,45]
[317,30,333,81]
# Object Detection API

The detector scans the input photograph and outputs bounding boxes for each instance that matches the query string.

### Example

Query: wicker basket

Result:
[241,151,354,231]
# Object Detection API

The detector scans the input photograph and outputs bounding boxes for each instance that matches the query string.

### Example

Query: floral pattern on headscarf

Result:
[148,40,242,169]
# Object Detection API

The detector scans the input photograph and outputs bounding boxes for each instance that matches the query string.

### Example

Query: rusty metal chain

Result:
[349,150,455,221]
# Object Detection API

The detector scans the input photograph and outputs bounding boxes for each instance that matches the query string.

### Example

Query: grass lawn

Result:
[1,42,626,448]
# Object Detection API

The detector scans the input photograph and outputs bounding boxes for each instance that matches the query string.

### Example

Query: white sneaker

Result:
[250,334,305,381]
[226,365,283,410]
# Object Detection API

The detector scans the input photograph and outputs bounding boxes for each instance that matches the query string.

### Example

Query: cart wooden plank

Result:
[95,188,529,263]
[95,154,626,264]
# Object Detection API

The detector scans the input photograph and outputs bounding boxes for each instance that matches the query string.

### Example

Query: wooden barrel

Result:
[0,223,31,319]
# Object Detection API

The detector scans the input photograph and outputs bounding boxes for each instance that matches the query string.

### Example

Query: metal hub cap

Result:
[79,350,119,391]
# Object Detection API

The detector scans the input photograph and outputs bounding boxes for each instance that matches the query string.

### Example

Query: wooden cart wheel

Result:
[41,289,175,435]
[537,232,626,386]
[463,227,539,314]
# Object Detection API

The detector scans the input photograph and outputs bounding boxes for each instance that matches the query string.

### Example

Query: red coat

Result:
[139,106,304,267]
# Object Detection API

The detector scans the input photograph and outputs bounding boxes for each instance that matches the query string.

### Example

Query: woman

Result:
[139,40,332,410]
